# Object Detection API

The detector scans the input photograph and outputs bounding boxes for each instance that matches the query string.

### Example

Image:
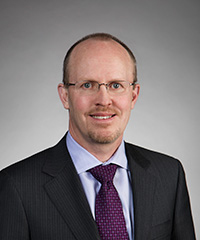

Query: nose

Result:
[98,83,109,90]
[94,84,112,106]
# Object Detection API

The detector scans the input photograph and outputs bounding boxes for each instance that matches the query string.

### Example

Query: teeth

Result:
[92,115,113,119]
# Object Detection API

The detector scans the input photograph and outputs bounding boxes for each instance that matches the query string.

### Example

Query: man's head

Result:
[62,33,138,86]
[58,33,140,152]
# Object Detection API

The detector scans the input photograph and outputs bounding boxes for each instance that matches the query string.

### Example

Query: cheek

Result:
[69,95,90,113]
[116,95,133,112]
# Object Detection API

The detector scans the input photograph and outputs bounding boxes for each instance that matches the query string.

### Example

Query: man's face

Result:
[59,39,139,149]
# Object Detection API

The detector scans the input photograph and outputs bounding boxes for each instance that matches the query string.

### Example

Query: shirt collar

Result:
[66,132,128,174]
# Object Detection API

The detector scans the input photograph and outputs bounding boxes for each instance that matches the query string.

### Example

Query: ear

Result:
[131,83,140,109]
[57,83,69,110]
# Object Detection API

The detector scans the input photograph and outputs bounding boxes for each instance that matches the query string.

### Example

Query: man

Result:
[0,33,196,239]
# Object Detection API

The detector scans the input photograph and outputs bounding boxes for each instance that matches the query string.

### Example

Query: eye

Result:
[81,82,93,89]
[110,82,123,90]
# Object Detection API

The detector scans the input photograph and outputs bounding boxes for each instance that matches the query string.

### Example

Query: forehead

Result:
[71,39,132,62]
[68,39,134,79]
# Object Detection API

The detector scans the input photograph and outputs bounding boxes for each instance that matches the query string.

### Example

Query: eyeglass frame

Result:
[64,80,136,95]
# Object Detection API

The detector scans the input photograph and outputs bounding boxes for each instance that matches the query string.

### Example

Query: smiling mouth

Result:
[91,114,116,120]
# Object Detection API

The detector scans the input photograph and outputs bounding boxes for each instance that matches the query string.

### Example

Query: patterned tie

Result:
[89,164,129,240]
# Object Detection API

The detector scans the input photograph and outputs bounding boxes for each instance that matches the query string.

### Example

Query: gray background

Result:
[0,0,199,237]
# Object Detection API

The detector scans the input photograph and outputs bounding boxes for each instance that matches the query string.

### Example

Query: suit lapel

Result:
[42,135,100,240]
[126,143,157,240]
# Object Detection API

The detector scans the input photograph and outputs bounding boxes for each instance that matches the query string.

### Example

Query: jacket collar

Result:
[125,143,157,240]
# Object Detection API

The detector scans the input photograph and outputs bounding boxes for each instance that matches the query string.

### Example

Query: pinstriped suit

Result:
[0,134,195,239]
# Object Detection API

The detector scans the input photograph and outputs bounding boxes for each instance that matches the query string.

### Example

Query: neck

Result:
[69,131,122,162]
[85,141,122,163]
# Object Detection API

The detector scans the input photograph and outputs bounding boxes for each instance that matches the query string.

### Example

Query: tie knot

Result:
[89,164,118,184]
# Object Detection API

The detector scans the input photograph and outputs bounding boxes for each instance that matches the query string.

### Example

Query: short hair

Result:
[62,33,137,85]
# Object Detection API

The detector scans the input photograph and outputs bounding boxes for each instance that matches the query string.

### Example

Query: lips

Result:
[90,113,116,120]
[92,115,113,120]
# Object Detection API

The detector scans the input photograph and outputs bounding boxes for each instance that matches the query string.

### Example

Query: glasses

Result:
[64,80,135,95]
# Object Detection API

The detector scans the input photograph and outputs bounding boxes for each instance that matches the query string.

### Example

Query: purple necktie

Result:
[89,164,129,240]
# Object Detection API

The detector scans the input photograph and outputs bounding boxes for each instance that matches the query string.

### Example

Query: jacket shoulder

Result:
[0,147,52,181]
[126,142,180,163]
[0,134,68,182]
[125,142,183,176]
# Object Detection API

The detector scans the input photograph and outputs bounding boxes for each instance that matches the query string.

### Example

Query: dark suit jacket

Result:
[0,134,195,240]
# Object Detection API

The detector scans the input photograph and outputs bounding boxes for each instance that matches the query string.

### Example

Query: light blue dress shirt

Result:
[66,132,134,239]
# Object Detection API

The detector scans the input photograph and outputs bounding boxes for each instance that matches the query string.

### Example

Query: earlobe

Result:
[57,83,69,110]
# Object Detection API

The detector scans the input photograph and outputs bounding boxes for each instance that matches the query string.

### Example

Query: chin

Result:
[88,130,122,144]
